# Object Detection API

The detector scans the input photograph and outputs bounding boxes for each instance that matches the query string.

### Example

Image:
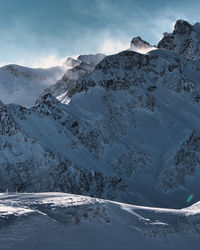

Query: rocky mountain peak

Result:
[158,19,200,61]
[130,36,150,48]
[173,19,193,34]
[2,19,200,210]
[130,36,156,53]
[63,57,81,68]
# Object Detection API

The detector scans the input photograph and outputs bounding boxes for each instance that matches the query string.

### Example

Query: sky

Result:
[0,0,200,68]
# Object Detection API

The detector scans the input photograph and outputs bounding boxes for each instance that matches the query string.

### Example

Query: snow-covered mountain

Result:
[0,193,200,250]
[2,19,200,248]
[0,54,106,108]
[0,64,66,107]
[1,19,200,209]
[158,19,200,61]
[43,53,105,103]
[1,45,200,208]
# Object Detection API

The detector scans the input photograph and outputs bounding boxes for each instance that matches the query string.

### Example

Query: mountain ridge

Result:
[0,19,200,209]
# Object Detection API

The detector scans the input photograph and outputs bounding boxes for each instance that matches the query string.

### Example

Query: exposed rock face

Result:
[158,20,200,61]
[131,37,151,47]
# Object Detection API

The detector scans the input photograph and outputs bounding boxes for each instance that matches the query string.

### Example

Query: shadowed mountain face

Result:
[1,18,200,250]
[1,20,200,209]
[1,45,200,208]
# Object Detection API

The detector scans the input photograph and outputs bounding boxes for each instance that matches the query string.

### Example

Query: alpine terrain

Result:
[1,19,200,249]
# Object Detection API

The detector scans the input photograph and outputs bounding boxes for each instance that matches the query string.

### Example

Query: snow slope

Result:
[0,64,66,107]
[0,192,200,250]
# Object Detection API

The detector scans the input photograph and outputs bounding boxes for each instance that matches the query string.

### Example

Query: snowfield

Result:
[0,193,200,250]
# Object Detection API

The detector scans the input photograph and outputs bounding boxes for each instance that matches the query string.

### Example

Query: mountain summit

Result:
[130,36,156,53]
[158,19,200,61]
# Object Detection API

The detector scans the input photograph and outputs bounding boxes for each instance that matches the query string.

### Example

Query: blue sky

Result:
[0,0,200,67]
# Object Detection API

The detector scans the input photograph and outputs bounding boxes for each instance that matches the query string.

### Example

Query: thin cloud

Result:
[31,55,66,68]
[0,54,67,69]
[100,38,129,55]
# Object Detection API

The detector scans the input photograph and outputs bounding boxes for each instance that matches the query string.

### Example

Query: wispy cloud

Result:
[0,54,67,69]
[31,55,66,68]
[99,35,129,55]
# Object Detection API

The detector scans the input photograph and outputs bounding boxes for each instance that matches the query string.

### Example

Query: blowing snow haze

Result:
[1,1,200,249]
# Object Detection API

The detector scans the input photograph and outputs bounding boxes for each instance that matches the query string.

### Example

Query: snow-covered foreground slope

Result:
[0,193,200,250]
[0,64,65,107]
